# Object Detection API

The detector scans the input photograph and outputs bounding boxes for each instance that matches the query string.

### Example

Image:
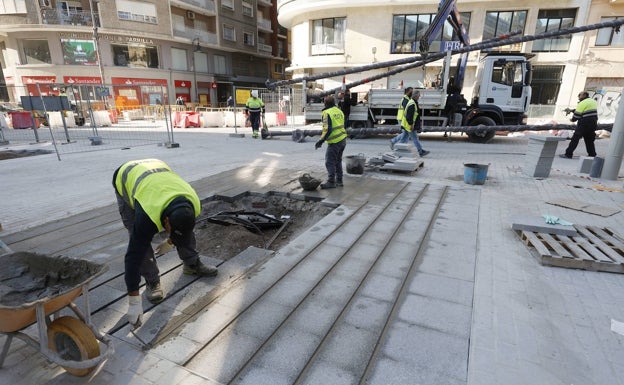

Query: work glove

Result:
[154,239,174,256]
[315,140,323,150]
[127,295,143,327]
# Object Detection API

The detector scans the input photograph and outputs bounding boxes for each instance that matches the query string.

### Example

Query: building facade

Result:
[278,0,624,123]
[0,0,290,107]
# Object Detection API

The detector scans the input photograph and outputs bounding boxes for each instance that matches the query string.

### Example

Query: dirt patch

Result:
[195,194,335,261]
[0,252,105,307]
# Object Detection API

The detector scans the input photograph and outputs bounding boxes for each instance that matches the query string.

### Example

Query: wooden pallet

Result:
[518,225,624,273]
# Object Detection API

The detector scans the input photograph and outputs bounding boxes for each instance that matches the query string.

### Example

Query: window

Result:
[532,9,576,53]
[530,65,564,105]
[483,10,526,51]
[0,0,26,14]
[171,47,187,70]
[221,0,234,10]
[491,59,524,86]
[195,51,208,73]
[223,25,236,41]
[311,17,346,55]
[596,17,624,47]
[244,31,255,46]
[274,63,284,74]
[112,43,159,68]
[22,40,52,64]
[242,2,253,17]
[214,54,227,74]
[61,39,98,65]
[391,13,471,54]
[116,0,158,24]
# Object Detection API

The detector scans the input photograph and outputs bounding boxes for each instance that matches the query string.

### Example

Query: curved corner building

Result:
[278,0,624,123]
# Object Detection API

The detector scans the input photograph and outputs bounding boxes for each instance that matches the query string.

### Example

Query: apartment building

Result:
[278,0,623,122]
[0,0,290,107]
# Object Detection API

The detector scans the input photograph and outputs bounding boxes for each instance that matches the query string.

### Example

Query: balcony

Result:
[42,9,99,26]
[258,18,272,32]
[258,43,273,53]
[173,28,218,45]
[172,0,216,14]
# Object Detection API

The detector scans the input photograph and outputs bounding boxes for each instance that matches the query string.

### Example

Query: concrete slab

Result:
[510,214,578,236]
[546,198,621,217]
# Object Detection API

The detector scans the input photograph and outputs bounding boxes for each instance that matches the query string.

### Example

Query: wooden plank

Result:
[574,226,624,264]
[554,234,596,261]
[587,226,624,250]
[520,231,552,257]
[539,233,573,258]
[572,235,615,263]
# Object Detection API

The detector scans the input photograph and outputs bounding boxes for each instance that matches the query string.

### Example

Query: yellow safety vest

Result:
[245,97,265,113]
[401,99,419,132]
[321,106,347,144]
[114,159,201,231]
[396,95,410,121]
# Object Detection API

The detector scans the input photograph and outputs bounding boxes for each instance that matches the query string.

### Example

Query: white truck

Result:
[304,50,532,143]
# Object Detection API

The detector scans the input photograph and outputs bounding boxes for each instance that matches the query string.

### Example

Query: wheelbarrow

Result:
[0,252,114,376]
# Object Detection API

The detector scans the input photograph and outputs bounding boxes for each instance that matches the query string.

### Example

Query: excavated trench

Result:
[194,193,336,262]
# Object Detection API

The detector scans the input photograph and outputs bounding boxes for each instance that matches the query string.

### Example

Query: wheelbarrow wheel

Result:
[47,316,100,376]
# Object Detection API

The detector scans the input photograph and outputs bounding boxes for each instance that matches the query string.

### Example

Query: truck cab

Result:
[467,53,532,141]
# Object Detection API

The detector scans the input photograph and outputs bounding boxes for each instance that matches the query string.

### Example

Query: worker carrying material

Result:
[112,158,218,327]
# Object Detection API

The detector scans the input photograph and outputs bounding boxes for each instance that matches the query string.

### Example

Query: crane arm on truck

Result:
[419,0,470,91]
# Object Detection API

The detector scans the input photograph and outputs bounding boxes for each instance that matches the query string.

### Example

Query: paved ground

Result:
[1,126,624,384]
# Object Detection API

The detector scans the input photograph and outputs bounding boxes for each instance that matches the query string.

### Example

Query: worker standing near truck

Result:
[315,96,347,189]
[402,90,430,157]
[560,91,598,159]
[390,86,413,149]
[113,158,218,327]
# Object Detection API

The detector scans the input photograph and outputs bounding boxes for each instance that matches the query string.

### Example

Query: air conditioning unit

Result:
[40,0,52,8]
[186,10,196,20]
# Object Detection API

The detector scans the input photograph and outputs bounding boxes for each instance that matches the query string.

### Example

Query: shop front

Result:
[111,77,168,111]
[174,80,191,104]
[21,76,57,96]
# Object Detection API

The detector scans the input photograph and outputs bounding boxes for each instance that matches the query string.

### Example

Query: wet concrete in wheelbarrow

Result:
[0,252,104,307]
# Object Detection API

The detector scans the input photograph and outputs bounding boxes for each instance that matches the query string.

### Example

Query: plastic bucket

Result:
[345,153,366,175]
[464,163,489,185]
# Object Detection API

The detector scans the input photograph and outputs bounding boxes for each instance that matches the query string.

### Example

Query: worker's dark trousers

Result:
[325,140,346,183]
[249,112,261,132]
[115,193,161,284]
[565,128,596,157]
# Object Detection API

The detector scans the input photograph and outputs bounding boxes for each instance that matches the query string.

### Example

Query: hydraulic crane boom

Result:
[419,0,470,90]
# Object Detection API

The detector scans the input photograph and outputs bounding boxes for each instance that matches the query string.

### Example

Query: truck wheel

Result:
[47,316,100,376]
[468,116,496,143]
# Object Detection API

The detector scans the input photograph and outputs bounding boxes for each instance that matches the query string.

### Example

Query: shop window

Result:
[595,17,624,47]
[116,0,158,24]
[391,12,471,54]
[23,39,52,64]
[532,9,576,53]
[530,65,564,105]
[112,43,159,68]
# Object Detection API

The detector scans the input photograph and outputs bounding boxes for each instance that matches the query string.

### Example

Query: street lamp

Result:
[192,38,201,104]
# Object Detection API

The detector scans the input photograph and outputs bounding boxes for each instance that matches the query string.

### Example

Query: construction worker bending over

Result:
[113,158,218,327]
[315,95,347,189]
[245,90,265,138]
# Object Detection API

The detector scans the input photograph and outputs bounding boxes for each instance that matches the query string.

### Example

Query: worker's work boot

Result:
[419,150,430,157]
[252,130,259,138]
[336,179,344,187]
[145,281,164,303]
[183,260,218,277]
[320,180,336,189]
